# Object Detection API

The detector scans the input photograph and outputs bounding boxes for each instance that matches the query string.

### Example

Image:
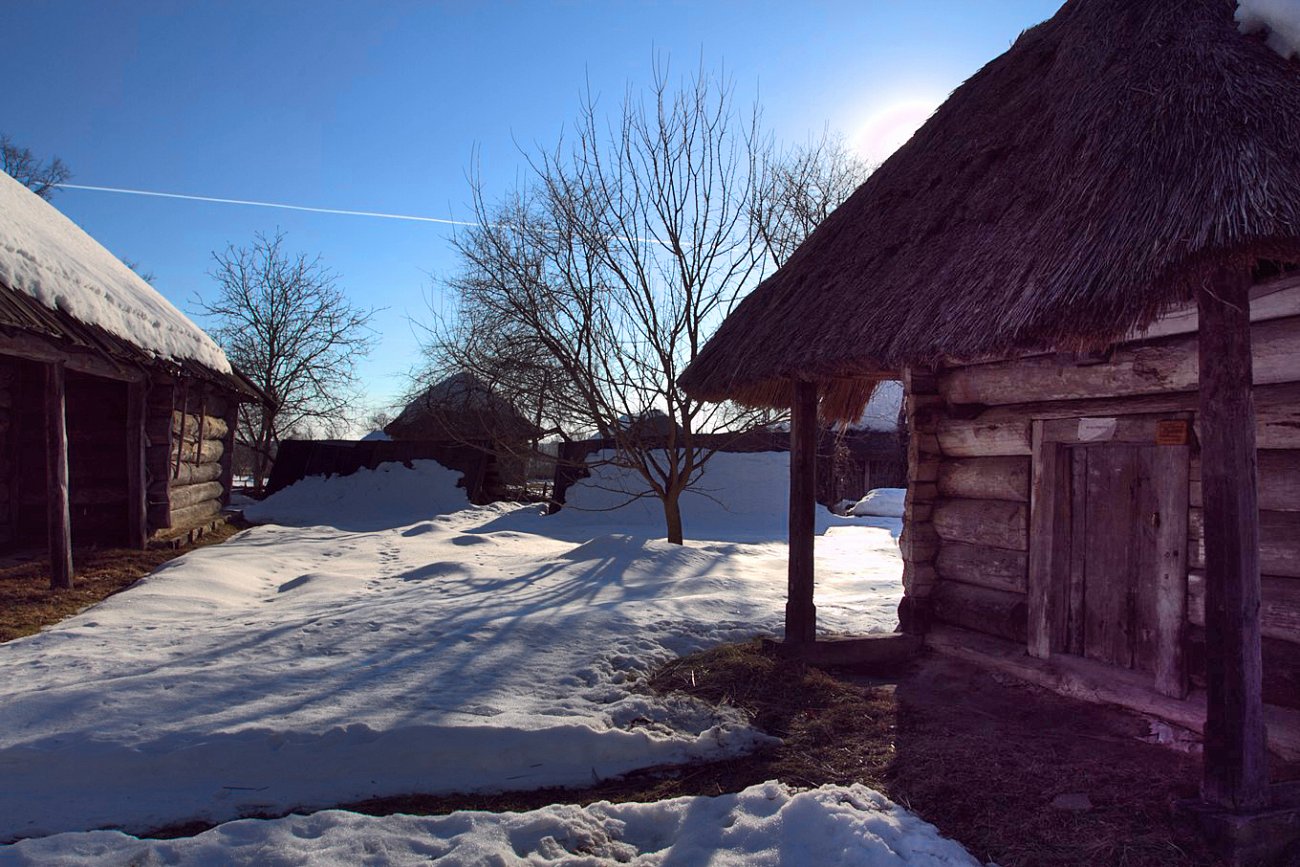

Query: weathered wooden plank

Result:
[168,481,224,511]
[1189,572,1300,643]
[937,456,1030,502]
[1083,446,1139,669]
[1188,508,1300,579]
[934,541,1027,594]
[1027,422,1056,658]
[1197,271,1268,811]
[0,332,146,383]
[930,581,1028,643]
[1191,450,1300,512]
[44,363,73,590]
[932,497,1028,552]
[1055,447,1088,656]
[943,315,1300,407]
[786,380,817,645]
[1141,445,1190,698]
[935,418,1031,457]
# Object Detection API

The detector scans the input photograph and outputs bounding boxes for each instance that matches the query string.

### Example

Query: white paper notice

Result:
[1077,417,1118,442]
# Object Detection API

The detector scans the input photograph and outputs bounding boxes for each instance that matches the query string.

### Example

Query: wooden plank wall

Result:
[918,282,1300,711]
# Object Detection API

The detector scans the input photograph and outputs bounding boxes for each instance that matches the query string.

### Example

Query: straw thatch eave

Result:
[679,0,1300,419]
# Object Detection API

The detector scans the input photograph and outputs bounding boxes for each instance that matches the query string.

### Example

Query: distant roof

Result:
[681,0,1300,417]
[0,171,232,374]
[386,371,541,442]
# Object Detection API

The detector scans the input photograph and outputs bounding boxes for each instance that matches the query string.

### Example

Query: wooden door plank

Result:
[1027,420,1056,659]
[1082,445,1138,668]
[1066,447,1088,656]
[1142,445,1190,698]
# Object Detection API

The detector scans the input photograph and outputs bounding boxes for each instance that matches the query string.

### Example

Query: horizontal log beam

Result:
[0,331,146,383]
[1191,451,1300,512]
[932,498,1028,551]
[1189,509,1300,579]
[170,461,223,486]
[931,581,1028,643]
[935,541,1028,593]
[171,411,229,442]
[1188,571,1300,642]
[935,418,1030,457]
[168,498,221,530]
[168,480,224,511]
[942,315,1300,406]
[937,456,1030,502]
[172,438,224,465]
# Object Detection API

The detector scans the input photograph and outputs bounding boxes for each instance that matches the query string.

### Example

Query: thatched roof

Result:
[679,0,1300,417]
[386,371,541,443]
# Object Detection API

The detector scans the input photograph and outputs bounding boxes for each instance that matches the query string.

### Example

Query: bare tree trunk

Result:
[662,489,685,545]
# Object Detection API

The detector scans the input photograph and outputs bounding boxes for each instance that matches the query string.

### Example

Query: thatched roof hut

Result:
[680,0,1300,419]
[386,372,541,443]
[680,0,1300,849]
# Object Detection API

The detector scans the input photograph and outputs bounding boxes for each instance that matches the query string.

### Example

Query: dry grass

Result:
[0,521,243,643]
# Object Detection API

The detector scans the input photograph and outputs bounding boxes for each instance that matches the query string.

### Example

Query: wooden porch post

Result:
[786,379,817,644]
[1198,267,1269,811]
[126,380,147,549]
[44,362,73,589]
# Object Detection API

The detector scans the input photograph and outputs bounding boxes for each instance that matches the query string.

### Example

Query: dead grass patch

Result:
[0,521,243,643]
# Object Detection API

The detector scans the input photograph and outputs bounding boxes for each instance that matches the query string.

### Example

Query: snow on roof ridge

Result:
[0,171,232,374]
[1237,0,1300,60]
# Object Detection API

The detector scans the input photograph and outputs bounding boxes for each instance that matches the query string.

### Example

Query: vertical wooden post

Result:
[786,379,818,644]
[44,362,73,590]
[126,380,147,549]
[1198,267,1269,811]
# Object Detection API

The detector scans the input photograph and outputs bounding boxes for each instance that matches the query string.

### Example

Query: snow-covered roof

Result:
[0,171,232,373]
[1237,0,1300,59]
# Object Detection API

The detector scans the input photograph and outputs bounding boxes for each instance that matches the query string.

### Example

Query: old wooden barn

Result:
[680,0,1300,859]
[0,171,263,587]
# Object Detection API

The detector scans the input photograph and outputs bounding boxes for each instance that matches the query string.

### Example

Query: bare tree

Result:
[199,231,376,493]
[1,134,71,200]
[429,63,782,544]
[753,131,872,267]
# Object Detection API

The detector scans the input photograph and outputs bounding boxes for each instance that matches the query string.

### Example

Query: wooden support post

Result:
[126,380,147,549]
[786,380,818,644]
[44,362,73,590]
[1198,268,1269,811]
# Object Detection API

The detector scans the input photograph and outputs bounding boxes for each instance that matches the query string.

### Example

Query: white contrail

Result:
[53,182,482,226]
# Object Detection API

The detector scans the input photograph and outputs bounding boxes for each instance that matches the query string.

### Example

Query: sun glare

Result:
[850,97,942,165]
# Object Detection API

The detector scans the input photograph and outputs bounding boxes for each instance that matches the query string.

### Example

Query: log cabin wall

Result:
[0,358,15,547]
[147,376,234,543]
[911,273,1300,711]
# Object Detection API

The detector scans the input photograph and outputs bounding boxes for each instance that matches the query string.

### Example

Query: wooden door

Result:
[1028,415,1191,697]
[1059,444,1177,672]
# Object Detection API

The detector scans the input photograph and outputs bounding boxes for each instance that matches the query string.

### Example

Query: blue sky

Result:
[0,1,1061,416]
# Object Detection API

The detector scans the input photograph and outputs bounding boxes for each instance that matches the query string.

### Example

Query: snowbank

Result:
[1,782,978,866]
[850,488,907,519]
[1237,0,1300,59]
[243,459,468,530]
[559,450,856,541]
[0,172,231,373]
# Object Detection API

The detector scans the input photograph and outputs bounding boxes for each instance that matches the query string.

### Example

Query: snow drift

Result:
[1,782,978,866]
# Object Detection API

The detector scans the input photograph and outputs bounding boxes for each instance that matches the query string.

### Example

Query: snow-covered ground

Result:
[3,782,979,866]
[0,454,960,863]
